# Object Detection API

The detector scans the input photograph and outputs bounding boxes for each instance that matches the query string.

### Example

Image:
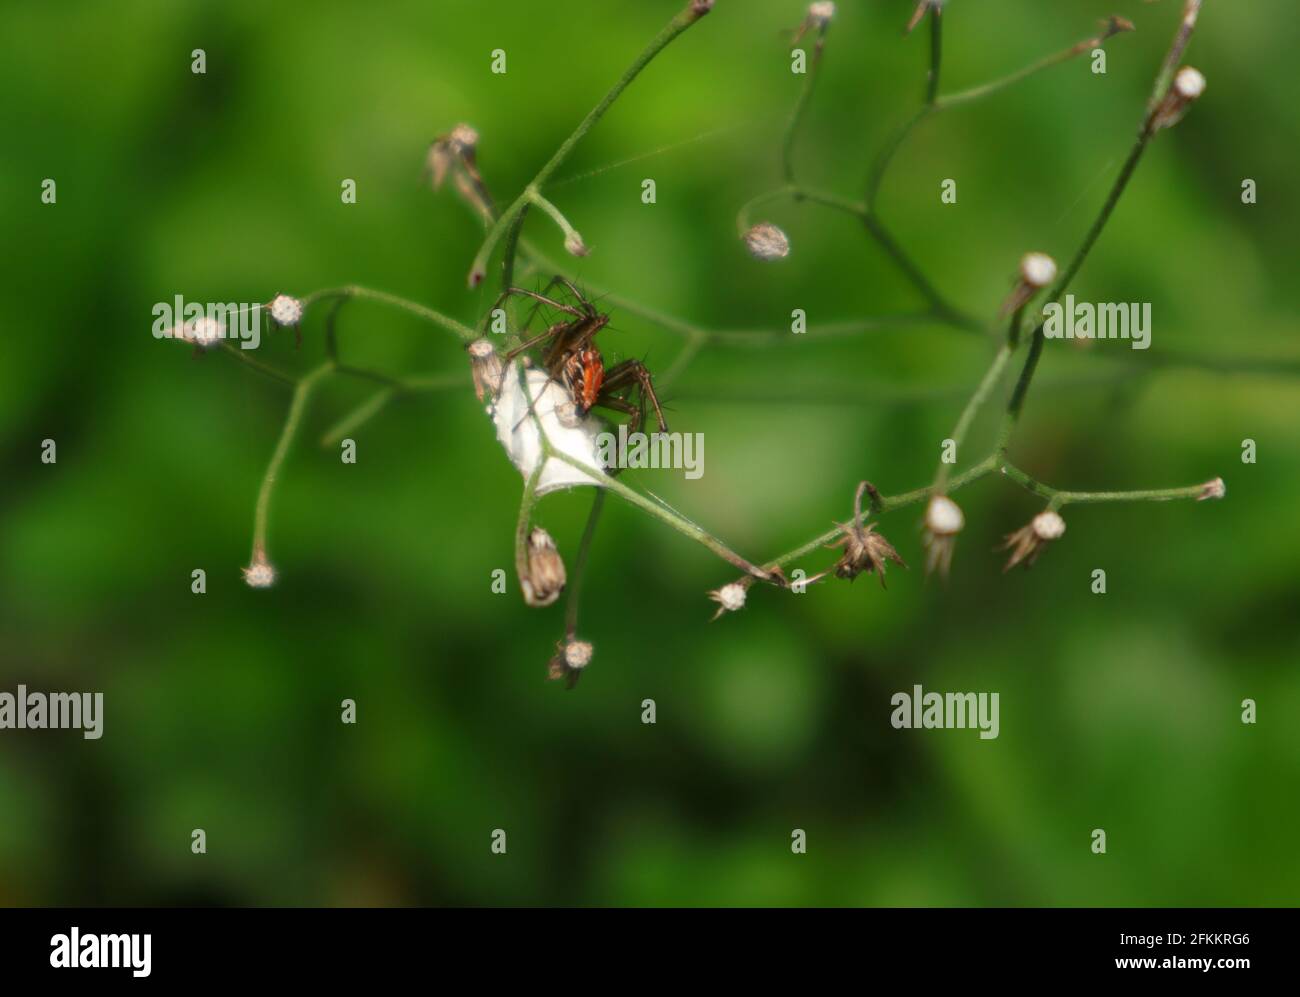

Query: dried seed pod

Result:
[268,293,303,327]
[707,579,750,621]
[242,546,276,589]
[521,527,566,607]
[1001,510,1066,572]
[1000,252,1058,316]
[1150,66,1206,133]
[743,223,790,262]
[826,481,906,587]
[427,122,494,221]
[1197,477,1226,502]
[467,338,504,404]
[922,495,963,578]
[547,639,593,689]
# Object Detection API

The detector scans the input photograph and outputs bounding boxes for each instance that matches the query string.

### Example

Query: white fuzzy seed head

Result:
[743,223,791,262]
[715,582,747,612]
[1020,252,1058,289]
[1032,510,1066,541]
[268,293,303,326]
[242,554,276,589]
[1174,67,1206,100]
[564,640,594,670]
[808,2,836,26]
[926,495,964,536]
[185,316,224,349]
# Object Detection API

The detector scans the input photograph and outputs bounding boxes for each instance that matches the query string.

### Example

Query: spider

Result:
[491,276,669,435]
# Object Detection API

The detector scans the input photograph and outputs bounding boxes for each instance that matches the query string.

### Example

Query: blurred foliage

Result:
[1,0,1298,906]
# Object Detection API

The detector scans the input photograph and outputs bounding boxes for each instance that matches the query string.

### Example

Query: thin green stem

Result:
[219,342,296,387]
[302,285,476,342]
[784,28,828,185]
[467,0,712,288]
[514,463,545,592]
[935,26,1130,111]
[934,344,1014,492]
[999,5,1203,455]
[766,456,1000,572]
[318,372,464,447]
[252,363,332,559]
[546,450,773,582]
[528,190,584,254]
[925,5,942,105]
[1000,461,1208,509]
[564,490,607,639]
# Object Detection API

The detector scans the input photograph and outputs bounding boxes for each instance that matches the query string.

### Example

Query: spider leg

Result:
[592,395,640,477]
[599,359,669,433]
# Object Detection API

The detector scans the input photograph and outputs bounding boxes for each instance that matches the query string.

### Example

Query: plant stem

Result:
[467,0,711,288]
[219,342,296,387]
[251,363,332,560]
[925,5,942,106]
[545,450,774,582]
[564,491,607,639]
[784,28,828,185]
[934,344,1014,492]
[302,285,476,342]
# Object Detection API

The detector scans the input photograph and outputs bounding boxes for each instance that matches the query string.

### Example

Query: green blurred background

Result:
[1,0,1297,906]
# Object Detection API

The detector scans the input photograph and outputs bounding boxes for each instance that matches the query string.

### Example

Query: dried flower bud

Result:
[242,548,276,589]
[824,481,906,587]
[707,579,749,621]
[829,523,906,586]
[1001,510,1066,572]
[1197,476,1226,502]
[743,223,790,262]
[563,231,590,257]
[1001,252,1058,316]
[183,315,224,350]
[690,0,715,17]
[522,527,566,607]
[1150,66,1206,133]
[808,1,836,26]
[1101,15,1135,39]
[268,293,303,327]
[427,123,494,221]
[546,638,591,689]
[793,2,835,43]
[922,495,963,578]
[564,640,593,670]
[905,0,941,35]
[468,338,504,404]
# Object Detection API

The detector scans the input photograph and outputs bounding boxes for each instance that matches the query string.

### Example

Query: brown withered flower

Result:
[521,527,566,607]
[547,638,592,690]
[426,123,494,222]
[467,338,504,404]
[1001,510,1066,572]
[905,0,941,35]
[1149,66,1206,133]
[826,481,906,587]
